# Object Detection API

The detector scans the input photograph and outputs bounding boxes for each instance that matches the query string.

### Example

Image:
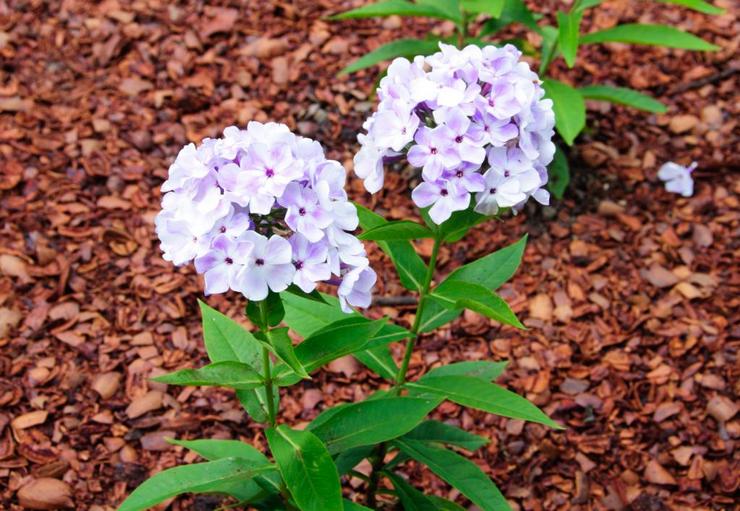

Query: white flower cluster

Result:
[155,122,375,311]
[354,43,556,224]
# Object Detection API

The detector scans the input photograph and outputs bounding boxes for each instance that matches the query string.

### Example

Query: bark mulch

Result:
[0,0,738,510]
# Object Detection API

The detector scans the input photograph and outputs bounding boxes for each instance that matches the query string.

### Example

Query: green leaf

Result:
[266,426,343,511]
[310,397,441,454]
[542,78,585,145]
[332,0,461,22]
[418,0,463,24]
[439,234,527,291]
[437,207,486,242]
[354,344,399,380]
[581,23,719,51]
[246,292,285,329]
[356,204,426,291]
[273,317,387,385]
[118,458,275,511]
[539,25,559,74]
[359,220,435,241]
[460,0,504,17]
[393,439,512,511]
[169,439,281,497]
[406,376,562,428]
[335,445,376,475]
[579,85,667,113]
[281,291,412,347]
[341,38,442,75]
[152,361,263,390]
[428,495,467,510]
[656,0,724,14]
[344,500,374,511]
[197,300,272,422]
[479,0,540,36]
[556,11,583,67]
[385,472,438,511]
[285,284,328,304]
[266,327,310,379]
[199,300,261,365]
[430,281,524,329]
[419,235,527,332]
[548,145,570,200]
[421,360,508,382]
[573,0,603,11]
[403,420,488,450]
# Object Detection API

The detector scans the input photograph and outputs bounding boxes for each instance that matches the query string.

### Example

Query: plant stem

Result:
[393,236,440,390]
[366,236,441,506]
[258,301,277,428]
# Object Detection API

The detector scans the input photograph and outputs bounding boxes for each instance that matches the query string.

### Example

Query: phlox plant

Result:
[334,0,721,198]
[120,45,563,511]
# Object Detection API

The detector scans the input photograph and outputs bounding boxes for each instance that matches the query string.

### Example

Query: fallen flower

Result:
[658,161,696,197]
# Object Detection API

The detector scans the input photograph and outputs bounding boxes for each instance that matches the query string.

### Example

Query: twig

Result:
[669,66,738,95]
[372,296,418,306]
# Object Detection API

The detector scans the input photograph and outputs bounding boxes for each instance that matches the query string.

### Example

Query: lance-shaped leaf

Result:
[118,458,276,511]
[264,327,310,379]
[428,495,467,510]
[273,317,387,385]
[406,376,562,428]
[548,146,570,200]
[353,344,399,380]
[266,426,343,511]
[198,300,273,422]
[152,361,263,390]
[403,420,488,451]
[421,360,508,382]
[393,439,512,511]
[461,0,504,17]
[169,439,281,498]
[419,235,527,332]
[437,207,486,243]
[543,78,585,145]
[580,23,719,51]
[430,281,524,329]
[385,471,438,510]
[309,397,442,454]
[281,291,412,345]
[656,0,723,14]
[340,38,443,75]
[344,500,373,511]
[356,204,426,292]
[579,85,666,113]
[556,10,583,67]
[331,0,462,22]
[359,220,435,242]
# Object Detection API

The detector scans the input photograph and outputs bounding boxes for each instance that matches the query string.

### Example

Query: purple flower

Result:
[474,169,526,216]
[279,183,332,242]
[240,143,303,214]
[658,161,696,197]
[407,126,460,181]
[157,123,376,307]
[338,265,377,312]
[411,178,470,224]
[234,232,295,301]
[445,163,485,193]
[370,104,420,152]
[289,234,331,293]
[353,133,387,194]
[435,108,487,165]
[194,235,254,295]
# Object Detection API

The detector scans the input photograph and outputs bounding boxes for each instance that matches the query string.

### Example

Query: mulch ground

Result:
[1,0,738,510]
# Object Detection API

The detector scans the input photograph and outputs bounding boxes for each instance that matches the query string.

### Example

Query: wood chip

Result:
[17,478,73,509]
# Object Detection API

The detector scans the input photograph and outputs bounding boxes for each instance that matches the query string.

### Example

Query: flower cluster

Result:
[354,43,556,224]
[155,122,376,311]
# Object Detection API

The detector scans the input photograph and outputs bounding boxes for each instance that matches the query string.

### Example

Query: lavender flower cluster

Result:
[354,43,556,224]
[155,122,376,312]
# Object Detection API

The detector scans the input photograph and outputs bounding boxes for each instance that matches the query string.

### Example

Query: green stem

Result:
[258,301,277,428]
[366,236,441,506]
[393,236,440,391]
